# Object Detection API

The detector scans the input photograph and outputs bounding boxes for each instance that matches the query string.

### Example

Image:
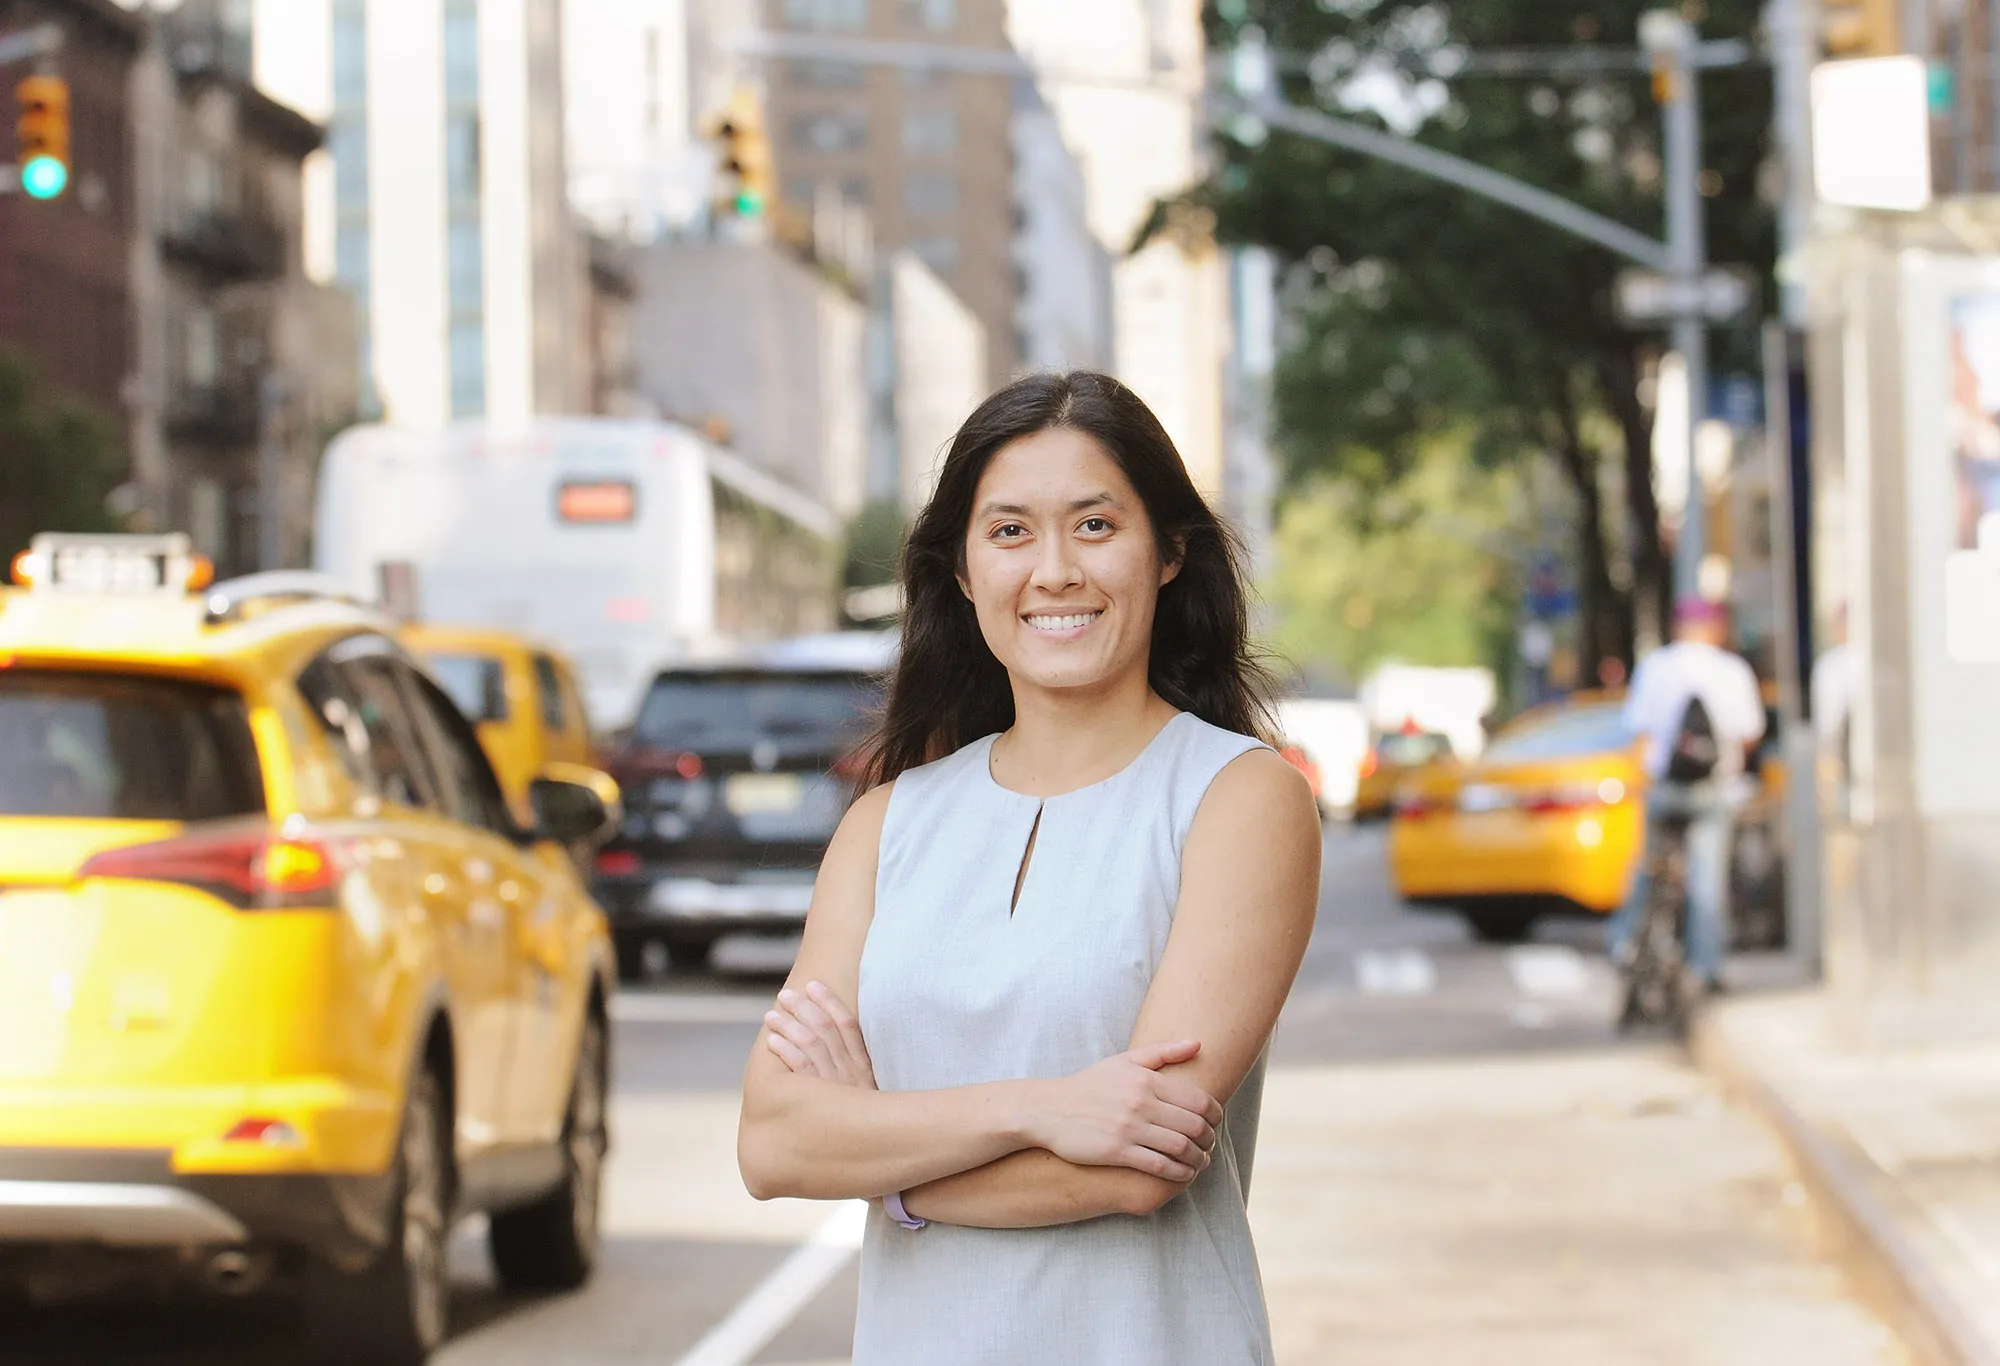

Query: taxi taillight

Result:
[1392,790,1448,820]
[76,829,343,910]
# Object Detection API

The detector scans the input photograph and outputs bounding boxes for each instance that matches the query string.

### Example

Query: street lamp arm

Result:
[1227,94,1673,272]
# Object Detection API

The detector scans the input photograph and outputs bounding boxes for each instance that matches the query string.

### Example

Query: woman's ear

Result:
[956,572,973,600]
[1159,535,1186,587]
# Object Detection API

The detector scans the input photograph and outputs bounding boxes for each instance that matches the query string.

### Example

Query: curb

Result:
[1691,1007,2000,1366]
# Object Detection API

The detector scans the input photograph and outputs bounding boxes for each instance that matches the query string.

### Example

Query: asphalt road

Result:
[0,826,1903,1365]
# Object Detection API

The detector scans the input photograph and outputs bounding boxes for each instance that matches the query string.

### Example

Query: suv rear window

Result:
[427,653,508,724]
[633,671,876,753]
[0,672,265,819]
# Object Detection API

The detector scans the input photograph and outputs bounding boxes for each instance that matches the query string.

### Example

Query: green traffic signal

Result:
[734,190,764,217]
[20,153,65,199]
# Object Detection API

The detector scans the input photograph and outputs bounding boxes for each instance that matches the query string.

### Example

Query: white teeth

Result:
[1026,612,1098,632]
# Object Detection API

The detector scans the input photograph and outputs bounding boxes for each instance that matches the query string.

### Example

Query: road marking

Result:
[1354,949,1437,996]
[673,1200,868,1366]
[1505,945,1593,999]
[611,992,775,1025]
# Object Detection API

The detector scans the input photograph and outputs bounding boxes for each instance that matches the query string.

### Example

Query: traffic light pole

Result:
[0,21,63,198]
[1650,15,1712,605]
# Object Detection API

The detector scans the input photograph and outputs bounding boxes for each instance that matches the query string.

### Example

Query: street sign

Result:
[1613,267,1757,326]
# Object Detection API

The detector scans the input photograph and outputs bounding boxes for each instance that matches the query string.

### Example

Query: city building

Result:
[250,0,581,431]
[878,248,985,515]
[0,0,141,420]
[126,0,352,575]
[1010,78,1111,373]
[578,230,642,419]
[1005,0,1230,494]
[764,0,1019,386]
[629,238,869,517]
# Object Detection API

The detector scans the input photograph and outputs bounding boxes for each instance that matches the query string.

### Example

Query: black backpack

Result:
[1665,693,1720,783]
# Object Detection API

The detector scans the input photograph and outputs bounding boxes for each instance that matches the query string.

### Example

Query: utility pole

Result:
[1643,11,1712,606]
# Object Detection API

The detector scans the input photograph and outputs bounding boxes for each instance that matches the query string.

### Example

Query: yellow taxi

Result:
[0,534,620,1363]
[1352,725,1455,821]
[1388,694,1644,942]
[401,624,594,824]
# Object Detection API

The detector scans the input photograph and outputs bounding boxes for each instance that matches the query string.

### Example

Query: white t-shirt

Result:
[1622,640,1767,780]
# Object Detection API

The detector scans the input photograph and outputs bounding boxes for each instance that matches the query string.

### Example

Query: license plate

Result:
[724,773,802,816]
[1458,784,1513,814]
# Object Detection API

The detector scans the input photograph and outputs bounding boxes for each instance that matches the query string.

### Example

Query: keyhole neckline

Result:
[979,710,1187,802]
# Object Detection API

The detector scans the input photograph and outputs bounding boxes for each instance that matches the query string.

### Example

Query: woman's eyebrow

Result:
[975,493,1121,518]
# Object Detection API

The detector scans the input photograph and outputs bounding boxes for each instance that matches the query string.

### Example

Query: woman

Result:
[737,371,1321,1364]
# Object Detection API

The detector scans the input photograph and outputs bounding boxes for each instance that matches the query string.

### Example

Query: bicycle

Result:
[1617,810,1703,1035]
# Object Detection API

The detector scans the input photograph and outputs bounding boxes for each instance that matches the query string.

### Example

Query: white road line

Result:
[610,993,775,1025]
[673,1201,868,1366]
[1504,945,1593,999]
[1354,949,1437,997]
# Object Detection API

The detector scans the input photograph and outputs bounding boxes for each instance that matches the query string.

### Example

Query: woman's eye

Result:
[1080,517,1112,534]
[994,523,1027,540]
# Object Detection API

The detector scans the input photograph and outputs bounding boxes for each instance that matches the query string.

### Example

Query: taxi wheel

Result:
[306,1065,452,1365]
[489,1011,607,1293]
[1463,908,1535,944]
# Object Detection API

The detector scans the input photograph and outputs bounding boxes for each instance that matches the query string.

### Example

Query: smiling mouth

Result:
[1024,611,1103,633]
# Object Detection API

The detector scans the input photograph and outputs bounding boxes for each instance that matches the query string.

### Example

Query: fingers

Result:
[1125,1142,1200,1184]
[1144,1099,1218,1153]
[1152,1077,1225,1131]
[766,1001,841,1077]
[763,1029,816,1074]
[1127,1039,1201,1070]
[805,980,873,1073]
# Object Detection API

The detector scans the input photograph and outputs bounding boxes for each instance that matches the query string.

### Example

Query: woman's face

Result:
[959,426,1178,698]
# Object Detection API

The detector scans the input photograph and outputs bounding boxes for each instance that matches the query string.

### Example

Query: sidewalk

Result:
[1694,991,2000,1366]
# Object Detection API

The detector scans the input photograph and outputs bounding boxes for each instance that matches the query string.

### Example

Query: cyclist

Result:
[1608,597,1767,995]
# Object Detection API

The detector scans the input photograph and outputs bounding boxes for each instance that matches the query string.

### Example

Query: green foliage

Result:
[1266,432,1524,683]
[0,349,128,564]
[1199,0,1778,669]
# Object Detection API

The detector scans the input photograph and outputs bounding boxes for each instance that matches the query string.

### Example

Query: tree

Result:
[1198,0,1776,675]
[0,349,128,565]
[1266,428,1526,688]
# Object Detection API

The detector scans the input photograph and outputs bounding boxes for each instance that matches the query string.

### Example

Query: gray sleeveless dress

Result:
[853,711,1277,1365]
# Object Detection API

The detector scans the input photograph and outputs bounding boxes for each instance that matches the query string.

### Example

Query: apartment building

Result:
[764,0,1018,385]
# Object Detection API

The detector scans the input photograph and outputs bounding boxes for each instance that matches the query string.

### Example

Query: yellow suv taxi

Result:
[0,534,620,1364]
[400,624,595,826]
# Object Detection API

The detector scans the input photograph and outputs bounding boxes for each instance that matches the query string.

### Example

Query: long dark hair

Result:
[861,370,1277,787]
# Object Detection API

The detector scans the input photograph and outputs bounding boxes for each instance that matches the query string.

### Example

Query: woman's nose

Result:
[1030,535,1082,589]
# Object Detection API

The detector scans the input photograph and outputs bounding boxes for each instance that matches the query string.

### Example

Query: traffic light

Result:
[15,74,69,200]
[1820,0,1898,56]
[705,88,772,219]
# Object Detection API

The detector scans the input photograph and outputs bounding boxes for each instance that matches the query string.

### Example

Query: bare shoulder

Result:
[1204,745,1319,821]
[1183,746,1320,874]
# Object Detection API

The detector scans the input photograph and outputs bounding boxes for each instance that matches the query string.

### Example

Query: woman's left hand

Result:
[764,981,878,1090]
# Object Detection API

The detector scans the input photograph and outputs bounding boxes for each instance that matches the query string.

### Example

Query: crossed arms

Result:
[735,747,1321,1229]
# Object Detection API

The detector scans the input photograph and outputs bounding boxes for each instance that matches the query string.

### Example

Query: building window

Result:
[903,0,953,29]
[332,0,366,108]
[186,307,219,388]
[784,0,867,31]
[792,111,869,153]
[902,108,956,155]
[791,58,867,88]
[443,2,479,99]
[909,235,958,273]
[448,220,483,305]
[904,171,956,215]
[450,319,485,418]
[445,113,481,200]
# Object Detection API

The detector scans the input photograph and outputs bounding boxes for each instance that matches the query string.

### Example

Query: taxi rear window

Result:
[0,672,265,820]
[426,653,509,724]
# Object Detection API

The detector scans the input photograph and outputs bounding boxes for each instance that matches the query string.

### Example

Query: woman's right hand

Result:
[1025,1041,1224,1183]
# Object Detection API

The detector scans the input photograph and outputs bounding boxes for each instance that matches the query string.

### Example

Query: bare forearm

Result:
[739,1071,1036,1201]
[902,1149,1185,1228]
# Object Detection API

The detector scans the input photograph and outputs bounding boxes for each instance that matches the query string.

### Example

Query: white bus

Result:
[313,418,843,730]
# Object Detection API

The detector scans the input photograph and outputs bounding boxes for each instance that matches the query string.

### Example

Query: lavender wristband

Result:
[883,1190,927,1230]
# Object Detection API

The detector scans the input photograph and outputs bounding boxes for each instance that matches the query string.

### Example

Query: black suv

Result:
[593,656,884,976]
